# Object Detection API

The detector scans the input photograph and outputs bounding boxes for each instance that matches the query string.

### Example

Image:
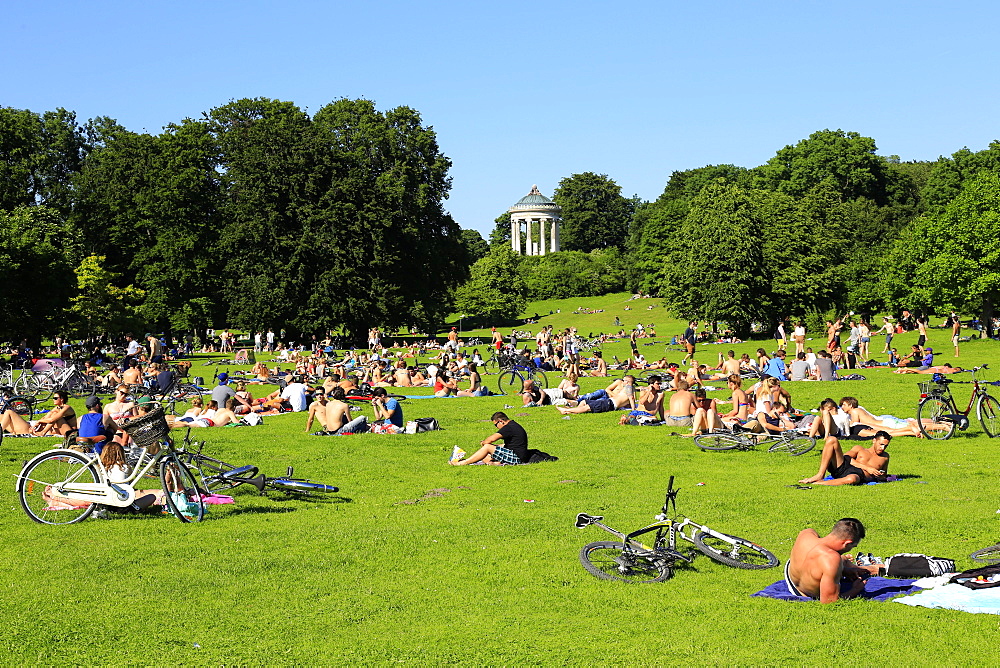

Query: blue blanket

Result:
[894,583,1000,614]
[753,576,920,602]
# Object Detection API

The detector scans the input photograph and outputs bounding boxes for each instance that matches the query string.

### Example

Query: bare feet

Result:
[798,475,822,484]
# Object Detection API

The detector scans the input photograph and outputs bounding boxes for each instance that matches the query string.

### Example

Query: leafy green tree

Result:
[488,211,511,248]
[68,255,145,338]
[753,129,910,206]
[460,228,490,263]
[883,173,1000,336]
[920,142,1000,214]
[657,182,769,335]
[655,164,749,204]
[0,206,80,344]
[0,106,88,215]
[303,99,467,337]
[553,172,634,251]
[520,250,625,300]
[453,247,526,325]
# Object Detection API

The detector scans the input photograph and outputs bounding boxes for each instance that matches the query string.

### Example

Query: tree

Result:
[68,255,145,338]
[553,172,634,251]
[520,250,625,300]
[0,206,80,344]
[303,99,467,337]
[753,129,908,206]
[884,173,1000,337]
[453,248,526,325]
[460,228,490,263]
[657,182,769,335]
[488,211,511,248]
[0,106,88,215]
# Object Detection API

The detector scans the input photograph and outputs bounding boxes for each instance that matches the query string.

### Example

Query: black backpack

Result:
[526,449,559,463]
[414,417,440,432]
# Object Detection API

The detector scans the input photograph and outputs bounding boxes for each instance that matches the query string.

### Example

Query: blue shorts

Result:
[585,396,615,413]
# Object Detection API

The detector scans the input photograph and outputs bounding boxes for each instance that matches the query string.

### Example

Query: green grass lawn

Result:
[2,297,999,663]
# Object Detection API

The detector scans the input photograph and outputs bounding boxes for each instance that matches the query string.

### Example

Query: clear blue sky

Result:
[4,0,999,236]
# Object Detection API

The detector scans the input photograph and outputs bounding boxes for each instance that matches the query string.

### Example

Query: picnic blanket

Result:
[753,576,920,602]
[894,583,1000,615]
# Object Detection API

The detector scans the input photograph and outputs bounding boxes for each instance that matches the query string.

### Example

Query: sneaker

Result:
[855,552,868,566]
[869,553,883,565]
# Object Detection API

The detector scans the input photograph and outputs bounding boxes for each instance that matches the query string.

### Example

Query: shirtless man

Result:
[632,375,666,421]
[893,363,964,375]
[122,360,142,387]
[799,433,891,486]
[665,379,695,430]
[323,387,351,433]
[1,390,78,436]
[394,362,413,387]
[786,518,880,602]
[717,351,742,377]
[951,315,961,357]
[445,327,459,352]
[305,387,329,432]
[556,376,636,415]
[211,398,239,427]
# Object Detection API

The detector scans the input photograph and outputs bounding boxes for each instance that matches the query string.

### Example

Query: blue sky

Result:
[4,0,1000,236]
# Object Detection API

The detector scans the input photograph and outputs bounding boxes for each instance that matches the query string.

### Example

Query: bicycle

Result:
[915,364,1000,440]
[15,362,95,402]
[15,403,206,524]
[970,542,1000,564]
[694,425,816,456]
[177,430,339,496]
[574,476,779,583]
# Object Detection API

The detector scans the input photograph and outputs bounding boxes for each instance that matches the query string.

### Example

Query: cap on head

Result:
[218,372,229,383]
[925,347,933,353]
[85,395,102,409]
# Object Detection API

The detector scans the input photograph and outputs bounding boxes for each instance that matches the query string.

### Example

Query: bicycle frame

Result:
[921,365,997,429]
[18,442,172,508]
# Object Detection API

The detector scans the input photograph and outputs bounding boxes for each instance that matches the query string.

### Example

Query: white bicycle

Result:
[14,404,205,524]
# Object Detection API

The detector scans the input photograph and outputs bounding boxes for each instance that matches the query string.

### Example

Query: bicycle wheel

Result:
[188,454,259,492]
[768,435,816,456]
[66,373,95,398]
[267,478,339,494]
[976,394,1000,438]
[693,531,779,569]
[17,450,100,525]
[694,434,744,451]
[7,395,34,416]
[970,543,1000,563]
[579,541,672,583]
[530,369,549,389]
[917,396,957,440]
[484,357,499,374]
[159,456,206,523]
[494,370,524,396]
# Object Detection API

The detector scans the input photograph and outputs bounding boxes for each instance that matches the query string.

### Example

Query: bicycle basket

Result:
[119,404,170,448]
[918,381,946,398]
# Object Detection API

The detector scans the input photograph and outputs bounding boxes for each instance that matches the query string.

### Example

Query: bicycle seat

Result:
[575,513,602,528]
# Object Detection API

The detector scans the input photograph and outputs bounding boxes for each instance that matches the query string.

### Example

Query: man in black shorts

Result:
[798,433,890,486]
[450,412,528,466]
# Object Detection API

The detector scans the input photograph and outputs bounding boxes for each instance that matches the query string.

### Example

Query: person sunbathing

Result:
[838,396,921,438]
[1,390,77,436]
[893,363,964,374]
[556,376,636,415]
[799,433,890,486]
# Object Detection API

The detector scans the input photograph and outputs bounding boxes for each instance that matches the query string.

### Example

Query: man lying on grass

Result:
[556,376,636,415]
[450,412,528,465]
[799,433,890,486]
[786,518,881,602]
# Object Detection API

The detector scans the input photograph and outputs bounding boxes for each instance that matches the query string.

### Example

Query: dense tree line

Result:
[5,103,1000,341]
[0,100,468,344]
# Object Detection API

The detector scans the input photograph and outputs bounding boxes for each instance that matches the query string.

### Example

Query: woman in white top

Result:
[792,322,806,356]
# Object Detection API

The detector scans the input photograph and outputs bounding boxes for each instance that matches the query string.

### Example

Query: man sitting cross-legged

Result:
[556,376,636,415]
[799,433,891,486]
[786,518,881,602]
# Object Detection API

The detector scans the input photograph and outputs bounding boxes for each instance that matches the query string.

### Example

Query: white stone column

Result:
[550,218,557,252]
[554,220,560,252]
[539,218,546,256]
[511,218,518,254]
